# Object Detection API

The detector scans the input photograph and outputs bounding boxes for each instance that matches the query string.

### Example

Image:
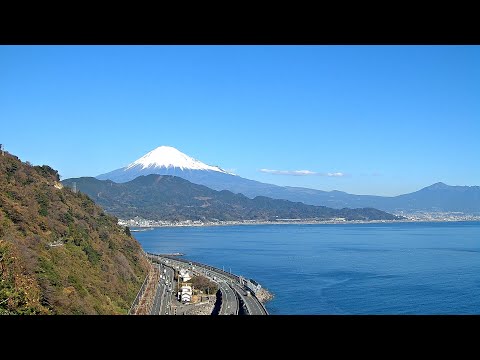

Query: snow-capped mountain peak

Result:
[125,146,231,174]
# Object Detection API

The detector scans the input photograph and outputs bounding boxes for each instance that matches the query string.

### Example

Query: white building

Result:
[179,285,192,303]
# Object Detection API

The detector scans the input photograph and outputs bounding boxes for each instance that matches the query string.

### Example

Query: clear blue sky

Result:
[1,45,479,196]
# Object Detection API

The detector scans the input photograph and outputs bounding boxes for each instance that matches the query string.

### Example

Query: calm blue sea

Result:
[133,222,480,314]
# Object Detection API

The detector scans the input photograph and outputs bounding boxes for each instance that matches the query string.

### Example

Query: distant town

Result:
[118,212,480,229]
[393,211,480,222]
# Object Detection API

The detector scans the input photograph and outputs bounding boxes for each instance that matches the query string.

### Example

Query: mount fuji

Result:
[98,146,232,179]
[97,146,241,185]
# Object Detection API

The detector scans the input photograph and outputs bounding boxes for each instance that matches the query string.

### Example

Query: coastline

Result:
[121,218,480,229]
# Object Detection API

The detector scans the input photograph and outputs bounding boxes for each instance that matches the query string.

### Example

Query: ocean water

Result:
[133,222,480,314]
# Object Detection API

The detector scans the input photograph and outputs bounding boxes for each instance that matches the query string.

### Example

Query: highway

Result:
[230,282,267,315]
[150,263,174,315]
[204,269,266,315]
[150,266,163,315]
[148,253,268,316]
[189,259,267,315]
[217,280,238,315]
[160,265,174,315]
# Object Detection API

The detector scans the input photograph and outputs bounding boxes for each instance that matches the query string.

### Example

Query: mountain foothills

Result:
[63,175,401,222]
[97,146,480,214]
[0,152,149,314]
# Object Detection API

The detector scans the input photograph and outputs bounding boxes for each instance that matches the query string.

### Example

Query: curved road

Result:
[217,280,238,315]
[230,282,267,315]
[206,270,267,315]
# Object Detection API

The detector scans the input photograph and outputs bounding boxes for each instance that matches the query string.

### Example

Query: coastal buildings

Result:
[119,212,480,229]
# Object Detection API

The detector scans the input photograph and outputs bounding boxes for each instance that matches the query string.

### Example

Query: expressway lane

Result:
[218,281,238,315]
[160,266,174,315]
[211,272,266,315]
[149,263,175,315]
[230,282,267,315]
[150,264,164,315]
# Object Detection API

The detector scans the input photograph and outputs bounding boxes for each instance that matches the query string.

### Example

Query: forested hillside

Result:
[0,152,149,314]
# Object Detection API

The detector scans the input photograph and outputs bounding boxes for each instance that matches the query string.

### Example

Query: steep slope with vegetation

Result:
[63,175,403,222]
[0,152,150,314]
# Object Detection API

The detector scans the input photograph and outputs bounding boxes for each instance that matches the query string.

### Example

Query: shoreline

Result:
[123,218,480,229]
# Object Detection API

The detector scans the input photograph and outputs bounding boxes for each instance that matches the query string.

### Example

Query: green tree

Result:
[125,226,132,237]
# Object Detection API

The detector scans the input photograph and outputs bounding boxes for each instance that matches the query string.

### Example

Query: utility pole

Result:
[0,144,4,156]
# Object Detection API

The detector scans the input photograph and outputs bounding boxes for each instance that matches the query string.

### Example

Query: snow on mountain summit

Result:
[125,146,231,174]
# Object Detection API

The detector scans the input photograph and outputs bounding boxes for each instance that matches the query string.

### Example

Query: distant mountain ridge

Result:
[96,146,480,214]
[63,175,402,222]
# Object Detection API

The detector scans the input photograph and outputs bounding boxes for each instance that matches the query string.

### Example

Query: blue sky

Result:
[1,45,479,196]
